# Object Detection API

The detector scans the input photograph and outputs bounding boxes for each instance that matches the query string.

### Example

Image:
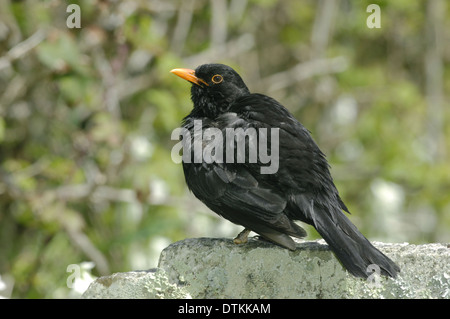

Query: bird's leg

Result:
[233,228,251,245]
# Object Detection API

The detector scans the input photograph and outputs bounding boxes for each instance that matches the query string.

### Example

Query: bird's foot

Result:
[233,228,251,245]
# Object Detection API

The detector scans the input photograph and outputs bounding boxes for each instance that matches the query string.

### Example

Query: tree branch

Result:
[262,56,348,93]
[0,29,46,72]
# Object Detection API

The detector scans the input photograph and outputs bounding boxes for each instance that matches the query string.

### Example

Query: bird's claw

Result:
[233,228,251,245]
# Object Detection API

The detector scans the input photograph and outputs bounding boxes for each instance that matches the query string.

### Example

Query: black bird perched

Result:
[171,63,400,279]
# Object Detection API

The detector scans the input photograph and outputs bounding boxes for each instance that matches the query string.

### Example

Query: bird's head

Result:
[171,63,250,117]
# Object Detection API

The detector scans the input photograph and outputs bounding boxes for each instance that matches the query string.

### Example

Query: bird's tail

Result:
[296,196,400,278]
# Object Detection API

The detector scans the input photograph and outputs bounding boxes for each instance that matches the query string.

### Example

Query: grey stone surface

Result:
[83,237,450,299]
[82,268,191,299]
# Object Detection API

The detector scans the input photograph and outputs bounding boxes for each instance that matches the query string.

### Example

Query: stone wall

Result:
[83,237,450,299]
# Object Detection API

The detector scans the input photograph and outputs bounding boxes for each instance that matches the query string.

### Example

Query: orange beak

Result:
[170,68,208,87]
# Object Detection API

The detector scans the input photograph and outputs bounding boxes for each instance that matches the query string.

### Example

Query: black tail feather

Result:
[299,197,400,279]
[315,208,399,278]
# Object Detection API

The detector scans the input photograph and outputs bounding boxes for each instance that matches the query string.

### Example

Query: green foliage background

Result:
[0,0,448,298]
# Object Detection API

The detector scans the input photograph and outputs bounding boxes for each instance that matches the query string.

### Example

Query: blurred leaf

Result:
[0,117,5,142]
[147,89,187,133]
[37,32,90,75]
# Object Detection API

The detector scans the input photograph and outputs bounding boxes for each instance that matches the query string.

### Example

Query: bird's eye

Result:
[211,74,223,84]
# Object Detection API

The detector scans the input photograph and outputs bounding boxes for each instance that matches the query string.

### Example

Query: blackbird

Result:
[171,63,400,279]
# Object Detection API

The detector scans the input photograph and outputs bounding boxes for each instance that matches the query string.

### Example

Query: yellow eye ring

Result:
[211,74,223,84]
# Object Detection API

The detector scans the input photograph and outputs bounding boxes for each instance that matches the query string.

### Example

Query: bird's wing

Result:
[230,93,350,216]
[183,161,306,248]
[229,93,333,192]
